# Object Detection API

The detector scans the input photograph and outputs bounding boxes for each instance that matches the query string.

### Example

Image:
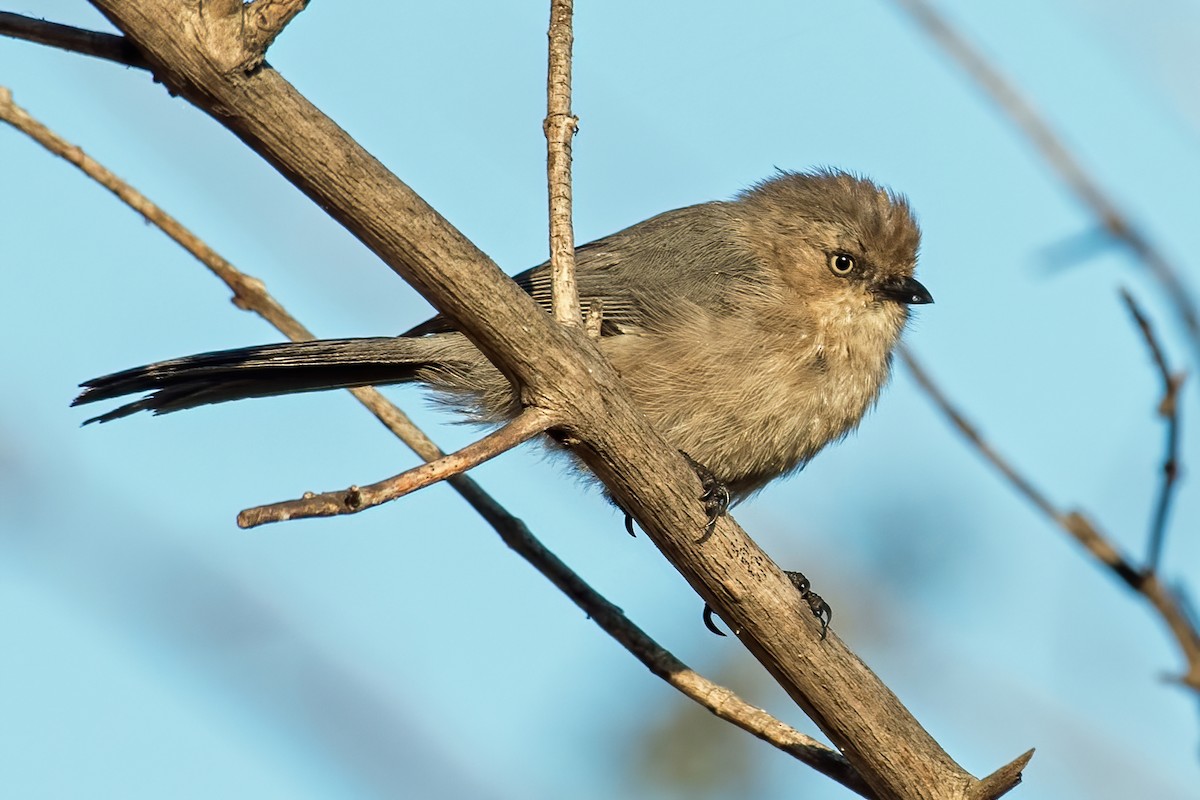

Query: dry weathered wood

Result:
[84,2,1028,796]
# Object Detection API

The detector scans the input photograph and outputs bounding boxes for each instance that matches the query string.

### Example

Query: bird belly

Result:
[604,314,894,501]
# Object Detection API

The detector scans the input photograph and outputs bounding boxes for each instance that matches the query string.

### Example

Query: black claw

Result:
[624,512,637,537]
[703,571,830,639]
[806,592,832,640]
[679,451,730,542]
[784,570,811,595]
[786,570,831,639]
[700,482,731,541]
[702,604,727,636]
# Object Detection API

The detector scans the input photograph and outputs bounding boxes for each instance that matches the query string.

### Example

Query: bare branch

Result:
[899,344,1135,573]
[544,0,581,326]
[236,407,556,528]
[0,12,146,69]
[900,346,1200,692]
[0,85,300,333]
[1120,289,1186,572]
[897,346,1059,521]
[892,0,1200,367]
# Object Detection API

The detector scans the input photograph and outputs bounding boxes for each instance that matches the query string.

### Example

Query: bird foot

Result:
[785,570,831,639]
[703,569,831,639]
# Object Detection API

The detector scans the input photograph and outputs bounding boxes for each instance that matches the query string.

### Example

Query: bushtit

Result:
[75,169,930,506]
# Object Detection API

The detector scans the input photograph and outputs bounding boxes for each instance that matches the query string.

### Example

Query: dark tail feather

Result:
[74,337,438,424]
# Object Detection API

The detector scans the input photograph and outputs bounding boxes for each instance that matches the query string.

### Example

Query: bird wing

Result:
[403,202,762,338]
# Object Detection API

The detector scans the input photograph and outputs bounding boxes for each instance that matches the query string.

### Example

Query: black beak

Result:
[876,276,933,305]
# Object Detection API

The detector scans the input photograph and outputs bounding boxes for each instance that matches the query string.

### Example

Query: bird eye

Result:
[829,253,856,276]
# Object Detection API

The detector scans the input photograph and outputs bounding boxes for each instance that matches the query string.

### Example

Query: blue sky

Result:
[2,2,1199,798]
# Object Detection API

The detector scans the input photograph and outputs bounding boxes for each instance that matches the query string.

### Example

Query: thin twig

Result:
[899,347,1060,522]
[544,0,581,327]
[506,525,874,798]
[0,81,474,463]
[237,407,557,528]
[892,0,1200,368]
[900,346,1200,692]
[0,85,870,788]
[1119,289,1185,573]
[0,12,147,69]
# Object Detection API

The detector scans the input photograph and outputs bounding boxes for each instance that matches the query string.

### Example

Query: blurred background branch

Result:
[1120,288,1186,572]
[893,0,1200,699]
[893,0,1200,371]
[901,342,1200,693]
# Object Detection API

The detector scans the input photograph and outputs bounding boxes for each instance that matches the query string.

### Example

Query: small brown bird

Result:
[75,169,930,505]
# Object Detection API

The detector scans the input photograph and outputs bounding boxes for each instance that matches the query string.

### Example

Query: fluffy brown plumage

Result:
[75,169,929,501]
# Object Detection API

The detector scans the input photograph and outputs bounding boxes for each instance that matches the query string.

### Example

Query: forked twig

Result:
[1120,289,1185,572]
[237,407,557,528]
[893,0,1200,368]
[901,345,1200,692]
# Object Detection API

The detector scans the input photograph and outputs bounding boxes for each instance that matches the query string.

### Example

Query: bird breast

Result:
[603,297,906,500]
